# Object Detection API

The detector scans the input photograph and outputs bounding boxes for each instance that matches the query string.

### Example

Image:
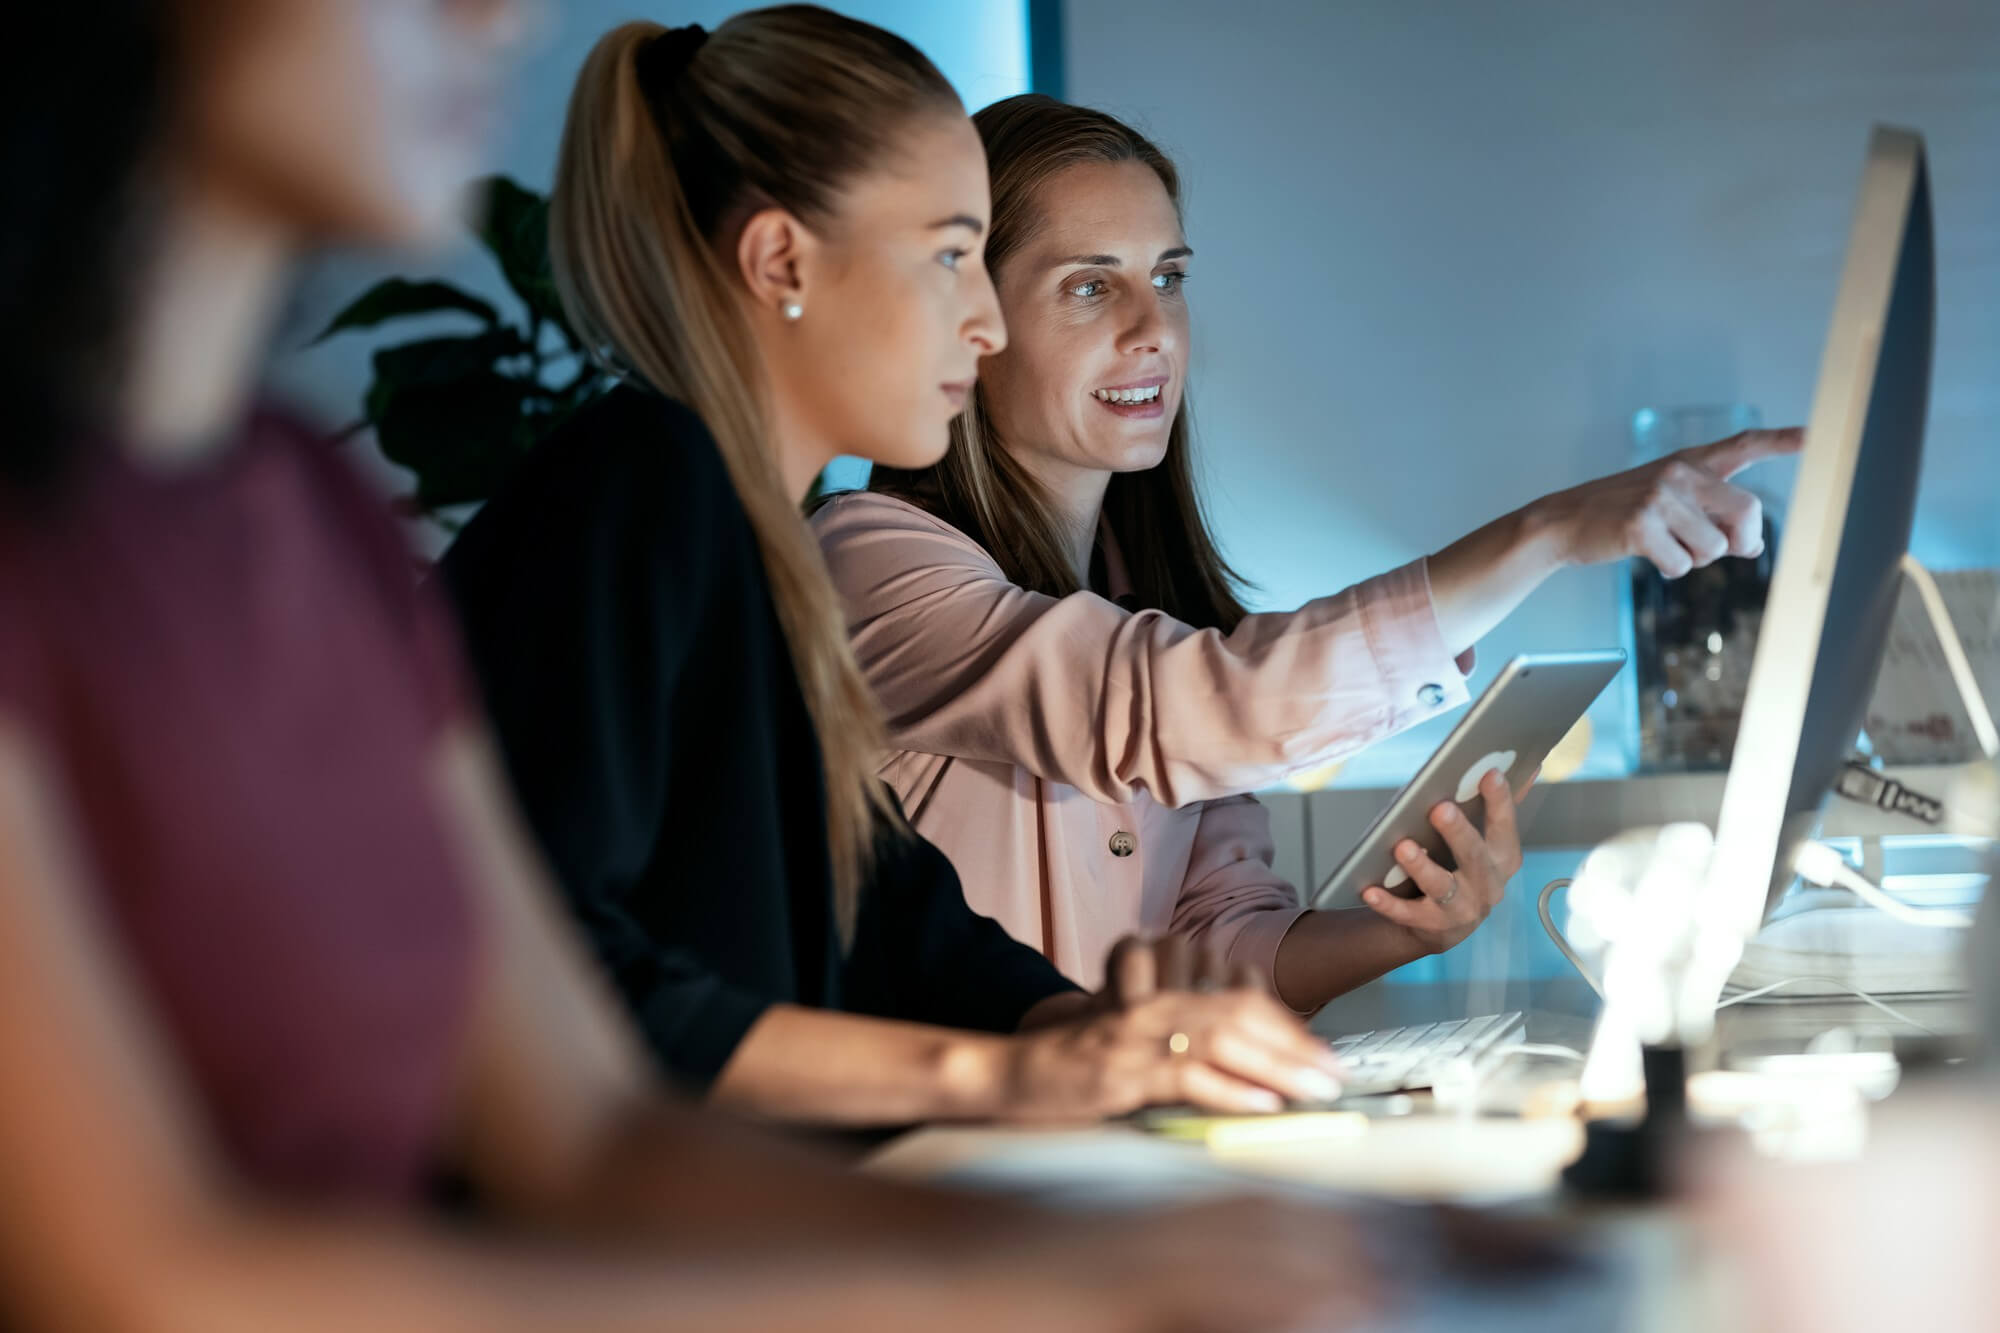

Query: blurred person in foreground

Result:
[0,3,1376,1330]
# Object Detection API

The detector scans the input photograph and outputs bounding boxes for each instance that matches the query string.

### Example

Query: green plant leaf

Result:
[323,188,619,515]
[369,327,532,391]
[361,327,544,509]
[370,367,547,510]
[474,175,577,347]
[309,278,499,346]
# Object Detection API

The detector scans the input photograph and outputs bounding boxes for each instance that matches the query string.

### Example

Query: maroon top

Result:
[0,412,478,1203]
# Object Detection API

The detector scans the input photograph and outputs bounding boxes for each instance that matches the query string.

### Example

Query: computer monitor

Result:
[1702,125,1935,942]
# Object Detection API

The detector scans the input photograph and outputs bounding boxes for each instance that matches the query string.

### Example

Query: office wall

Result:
[1062,0,2000,788]
[265,1,1030,502]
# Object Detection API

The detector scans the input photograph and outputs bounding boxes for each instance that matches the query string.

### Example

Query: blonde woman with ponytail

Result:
[442,8,1350,1128]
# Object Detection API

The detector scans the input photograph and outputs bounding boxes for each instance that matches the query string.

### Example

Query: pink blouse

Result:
[813,491,1472,993]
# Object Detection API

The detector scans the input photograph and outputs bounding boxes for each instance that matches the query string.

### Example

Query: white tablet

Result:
[1309,651,1626,910]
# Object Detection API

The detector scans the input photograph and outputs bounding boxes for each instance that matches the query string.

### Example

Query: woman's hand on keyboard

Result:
[1361,768,1524,955]
[997,942,1349,1118]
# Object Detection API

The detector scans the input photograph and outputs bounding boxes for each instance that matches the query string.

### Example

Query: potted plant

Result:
[313,176,610,527]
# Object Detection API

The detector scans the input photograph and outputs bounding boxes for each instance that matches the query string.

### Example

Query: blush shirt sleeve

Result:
[1170,794,1315,1002]
[814,491,1474,810]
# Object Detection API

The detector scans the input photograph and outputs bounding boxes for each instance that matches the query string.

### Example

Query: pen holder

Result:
[1562,1044,1693,1201]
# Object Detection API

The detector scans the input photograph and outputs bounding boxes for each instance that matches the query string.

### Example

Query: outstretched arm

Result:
[1427,428,1800,652]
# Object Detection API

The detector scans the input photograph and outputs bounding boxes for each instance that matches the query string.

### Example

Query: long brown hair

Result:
[871,94,1250,632]
[550,9,960,936]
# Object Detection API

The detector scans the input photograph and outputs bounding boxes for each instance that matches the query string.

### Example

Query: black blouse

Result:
[440,386,1075,1088]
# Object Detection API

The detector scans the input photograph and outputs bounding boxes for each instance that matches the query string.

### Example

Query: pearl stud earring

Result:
[782,301,804,322]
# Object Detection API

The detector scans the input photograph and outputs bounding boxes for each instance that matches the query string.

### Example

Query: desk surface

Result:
[867,981,1978,1331]
[868,1114,1589,1205]
[874,982,1975,1201]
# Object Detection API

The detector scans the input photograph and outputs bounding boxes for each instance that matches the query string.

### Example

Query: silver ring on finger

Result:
[1439,881,1460,908]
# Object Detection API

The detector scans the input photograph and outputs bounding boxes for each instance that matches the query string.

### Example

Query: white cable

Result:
[1899,554,2000,760]
[1542,828,1975,1026]
[1794,840,1975,928]
[1715,975,1944,1037]
[1536,877,1606,997]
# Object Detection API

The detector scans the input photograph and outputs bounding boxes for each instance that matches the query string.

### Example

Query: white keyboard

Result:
[1328,1012,1528,1096]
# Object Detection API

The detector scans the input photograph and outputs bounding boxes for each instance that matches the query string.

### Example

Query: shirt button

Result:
[1109,831,1137,858]
[1418,682,1447,707]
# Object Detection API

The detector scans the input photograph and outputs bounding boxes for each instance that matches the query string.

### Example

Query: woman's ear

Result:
[736,207,818,318]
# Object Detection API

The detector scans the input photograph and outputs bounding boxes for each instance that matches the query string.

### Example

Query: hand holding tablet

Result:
[1311,651,1627,912]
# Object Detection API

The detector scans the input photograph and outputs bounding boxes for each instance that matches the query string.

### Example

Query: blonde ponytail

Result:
[551,12,958,939]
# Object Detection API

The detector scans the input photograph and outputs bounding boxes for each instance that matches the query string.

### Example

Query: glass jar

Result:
[1629,405,1781,771]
